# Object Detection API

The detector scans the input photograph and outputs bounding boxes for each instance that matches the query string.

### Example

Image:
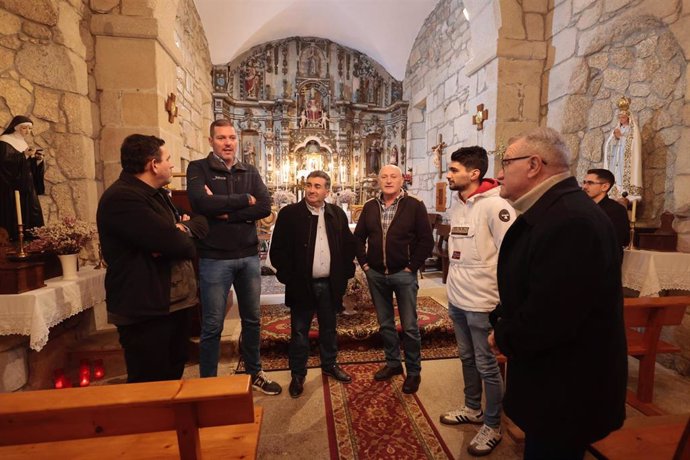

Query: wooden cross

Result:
[472,104,489,130]
[431,134,447,179]
[165,93,178,124]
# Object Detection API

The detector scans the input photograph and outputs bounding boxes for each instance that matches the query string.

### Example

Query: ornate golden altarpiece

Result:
[211,37,408,198]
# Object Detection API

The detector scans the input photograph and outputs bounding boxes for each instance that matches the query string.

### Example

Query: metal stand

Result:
[627,221,636,251]
[15,223,28,259]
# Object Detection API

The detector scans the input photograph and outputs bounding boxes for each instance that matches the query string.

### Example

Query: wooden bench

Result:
[589,414,690,460]
[624,296,690,415]
[0,375,262,459]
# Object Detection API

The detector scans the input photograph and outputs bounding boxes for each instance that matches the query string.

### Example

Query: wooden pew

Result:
[589,414,690,460]
[624,296,690,415]
[0,375,262,459]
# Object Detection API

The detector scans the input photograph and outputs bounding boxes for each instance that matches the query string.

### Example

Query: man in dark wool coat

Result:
[270,170,356,398]
[489,127,627,460]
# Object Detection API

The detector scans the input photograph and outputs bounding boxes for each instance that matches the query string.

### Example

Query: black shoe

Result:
[323,365,352,383]
[289,375,305,398]
[373,364,404,381]
[402,374,421,394]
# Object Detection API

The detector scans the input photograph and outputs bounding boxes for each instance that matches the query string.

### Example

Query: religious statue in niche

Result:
[307,97,322,122]
[366,139,382,175]
[603,96,642,200]
[299,110,307,129]
[302,47,320,76]
[244,60,259,99]
[243,141,257,166]
[389,145,399,165]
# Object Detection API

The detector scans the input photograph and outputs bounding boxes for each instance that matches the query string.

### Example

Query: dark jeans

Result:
[289,279,338,377]
[523,435,585,460]
[116,308,191,383]
[365,268,421,375]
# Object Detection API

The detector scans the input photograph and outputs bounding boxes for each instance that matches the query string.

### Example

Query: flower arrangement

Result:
[336,188,356,206]
[28,217,97,255]
[272,190,297,207]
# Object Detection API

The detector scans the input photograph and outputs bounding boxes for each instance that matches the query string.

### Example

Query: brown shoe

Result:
[373,364,404,381]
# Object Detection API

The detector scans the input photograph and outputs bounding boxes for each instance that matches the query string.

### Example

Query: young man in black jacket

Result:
[97,134,208,383]
[187,119,281,395]
[582,168,630,251]
[270,171,356,397]
[354,164,434,394]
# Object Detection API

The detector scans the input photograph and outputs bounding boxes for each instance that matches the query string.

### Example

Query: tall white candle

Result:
[631,199,637,223]
[14,190,22,225]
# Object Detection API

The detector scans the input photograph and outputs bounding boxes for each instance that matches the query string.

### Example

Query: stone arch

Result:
[563,15,687,223]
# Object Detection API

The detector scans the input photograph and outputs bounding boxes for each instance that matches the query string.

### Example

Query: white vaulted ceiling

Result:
[193,0,439,80]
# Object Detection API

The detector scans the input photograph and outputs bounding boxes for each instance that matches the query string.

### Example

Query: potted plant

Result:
[28,217,97,280]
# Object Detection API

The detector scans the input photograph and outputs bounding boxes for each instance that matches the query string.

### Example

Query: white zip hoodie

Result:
[446,180,515,312]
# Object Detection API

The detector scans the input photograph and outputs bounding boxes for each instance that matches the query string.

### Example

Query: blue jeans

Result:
[365,268,421,375]
[289,279,338,377]
[198,256,262,377]
[448,305,503,428]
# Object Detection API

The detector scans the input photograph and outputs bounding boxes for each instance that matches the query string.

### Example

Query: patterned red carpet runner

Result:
[323,363,453,460]
[237,297,459,372]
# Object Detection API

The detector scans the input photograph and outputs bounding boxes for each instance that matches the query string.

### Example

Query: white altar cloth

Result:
[622,249,690,297]
[0,266,106,351]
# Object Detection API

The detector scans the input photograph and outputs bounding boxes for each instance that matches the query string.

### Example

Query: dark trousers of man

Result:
[523,435,586,460]
[117,308,191,383]
[289,278,338,377]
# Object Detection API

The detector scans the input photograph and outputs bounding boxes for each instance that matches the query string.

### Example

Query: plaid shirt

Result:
[376,190,405,234]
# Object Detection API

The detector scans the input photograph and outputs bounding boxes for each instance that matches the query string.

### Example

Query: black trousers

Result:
[523,435,585,460]
[116,308,191,383]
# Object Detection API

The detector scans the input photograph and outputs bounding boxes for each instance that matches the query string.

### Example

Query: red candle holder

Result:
[79,359,91,378]
[79,374,90,387]
[53,368,65,389]
[93,359,105,380]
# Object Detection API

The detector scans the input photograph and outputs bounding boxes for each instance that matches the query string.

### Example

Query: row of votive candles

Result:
[53,359,105,389]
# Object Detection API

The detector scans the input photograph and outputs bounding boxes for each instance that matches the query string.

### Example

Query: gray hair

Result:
[378,164,403,176]
[510,127,571,171]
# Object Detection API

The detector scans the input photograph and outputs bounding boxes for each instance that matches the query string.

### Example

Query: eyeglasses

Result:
[500,155,548,168]
[581,180,604,186]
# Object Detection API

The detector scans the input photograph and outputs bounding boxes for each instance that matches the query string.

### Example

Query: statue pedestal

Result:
[0,258,46,294]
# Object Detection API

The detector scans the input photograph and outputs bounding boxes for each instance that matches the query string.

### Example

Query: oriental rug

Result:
[323,363,453,460]
[237,297,459,372]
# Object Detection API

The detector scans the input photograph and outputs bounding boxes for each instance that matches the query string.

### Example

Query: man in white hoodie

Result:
[439,146,515,457]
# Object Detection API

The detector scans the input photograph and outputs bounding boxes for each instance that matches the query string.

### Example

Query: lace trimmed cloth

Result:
[622,249,690,297]
[0,266,105,351]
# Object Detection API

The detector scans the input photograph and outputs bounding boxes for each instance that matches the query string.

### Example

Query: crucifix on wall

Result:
[431,134,446,180]
[472,104,489,130]
[432,134,447,212]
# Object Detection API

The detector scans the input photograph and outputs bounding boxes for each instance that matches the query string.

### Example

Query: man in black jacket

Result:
[582,168,630,250]
[187,119,281,395]
[354,164,434,394]
[97,134,208,383]
[490,128,627,459]
[270,171,356,397]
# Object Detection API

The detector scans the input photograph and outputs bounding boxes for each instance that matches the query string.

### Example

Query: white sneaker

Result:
[439,406,484,425]
[468,424,502,457]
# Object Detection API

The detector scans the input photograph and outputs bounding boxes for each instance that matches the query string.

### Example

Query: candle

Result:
[631,199,637,223]
[14,190,22,225]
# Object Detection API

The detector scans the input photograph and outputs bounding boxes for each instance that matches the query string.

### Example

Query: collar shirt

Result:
[212,153,237,170]
[306,202,331,278]
[376,190,405,234]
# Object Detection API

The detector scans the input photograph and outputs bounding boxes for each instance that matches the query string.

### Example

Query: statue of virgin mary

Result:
[602,96,643,200]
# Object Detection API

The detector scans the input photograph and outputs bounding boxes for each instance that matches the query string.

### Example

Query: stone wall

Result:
[404,0,548,213]
[0,1,99,224]
[543,0,690,251]
[404,0,474,211]
[0,0,213,229]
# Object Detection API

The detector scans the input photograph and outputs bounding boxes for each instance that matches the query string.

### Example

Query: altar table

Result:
[622,249,690,297]
[0,266,106,351]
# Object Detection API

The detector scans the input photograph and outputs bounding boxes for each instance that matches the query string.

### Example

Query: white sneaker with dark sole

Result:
[467,424,502,457]
[439,406,484,425]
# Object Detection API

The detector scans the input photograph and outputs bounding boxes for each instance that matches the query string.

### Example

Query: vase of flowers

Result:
[28,217,97,280]
[272,190,297,208]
